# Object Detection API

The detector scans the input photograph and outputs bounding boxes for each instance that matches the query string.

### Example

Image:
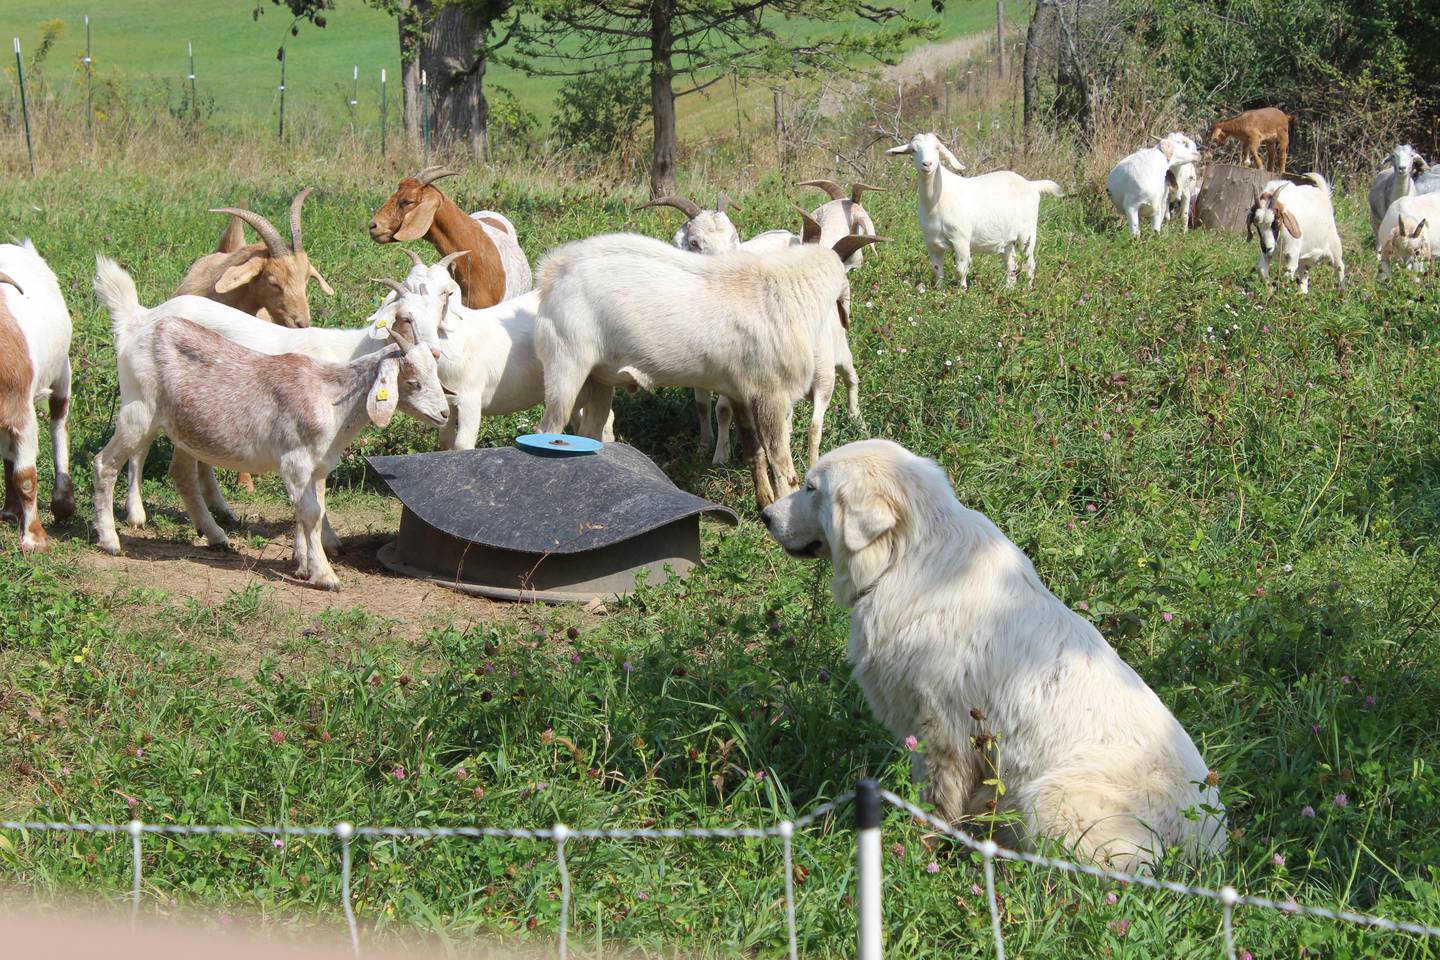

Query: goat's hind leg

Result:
[733,402,776,511]
[197,462,238,526]
[48,359,75,520]
[169,450,230,549]
[93,401,158,555]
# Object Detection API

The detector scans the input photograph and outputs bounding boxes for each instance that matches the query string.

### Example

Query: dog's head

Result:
[762,439,947,605]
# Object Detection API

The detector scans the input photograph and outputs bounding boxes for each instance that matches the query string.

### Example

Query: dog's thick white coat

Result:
[763,439,1226,869]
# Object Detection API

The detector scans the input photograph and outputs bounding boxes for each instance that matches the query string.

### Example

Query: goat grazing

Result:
[1163,135,1201,230]
[0,242,74,554]
[176,188,335,329]
[533,232,884,510]
[798,179,883,270]
[1207,107,1293,172]
[1367,144,1438,234]
[369,166,531,308]
[885,132,1062,288]
[638,193,743,253]
[1377,196,1439,279]
[1246,175,1346,293]
[1106,133,1203,236]
[93,257,449,591]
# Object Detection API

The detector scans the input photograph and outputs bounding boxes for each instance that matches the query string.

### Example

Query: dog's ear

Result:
[834,468,899,554]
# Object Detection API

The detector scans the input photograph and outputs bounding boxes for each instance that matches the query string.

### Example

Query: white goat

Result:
[92,257,450,591]
[797,179,883,270]
[1162,135,1201,230]
[0,241,73,554]
[1106,133,1203,236]
[115,256,451,541]
[638,194,742,252]
[885,132,1062,288]
[1246,175,1346,293]
[713,209,866,465]
[534,232,883,510]
[1367,145,1439,234]
[1376,195,1439,278]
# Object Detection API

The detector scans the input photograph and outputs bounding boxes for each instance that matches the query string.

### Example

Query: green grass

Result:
[3,131,1440,957]
[7,0,1000,126]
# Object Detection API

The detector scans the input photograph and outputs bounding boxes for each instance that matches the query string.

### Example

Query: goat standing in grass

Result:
[369,166,531,308]
[1106,133,1202,237]
[93,257,450,591]
[0,242,74,554]
[885,133,1062,289]
[797,179,884,270]
[1367,145,1439,235]
[1377,200,1439,279]
[1246,175,1346,293]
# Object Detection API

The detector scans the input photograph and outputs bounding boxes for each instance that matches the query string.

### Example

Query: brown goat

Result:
[176,188,335,329]
[368,166,532,309]
[1207,107,1293,172]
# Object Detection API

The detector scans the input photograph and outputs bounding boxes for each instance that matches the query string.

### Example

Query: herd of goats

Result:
[0,110,1437,591]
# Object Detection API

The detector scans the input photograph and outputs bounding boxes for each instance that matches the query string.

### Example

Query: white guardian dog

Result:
[761,439,1226,870]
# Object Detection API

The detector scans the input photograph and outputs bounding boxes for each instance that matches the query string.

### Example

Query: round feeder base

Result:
[376,508,703,603]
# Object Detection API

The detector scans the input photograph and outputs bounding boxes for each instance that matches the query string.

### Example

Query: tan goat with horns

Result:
[176,187,335,329]
[369,166,532,309]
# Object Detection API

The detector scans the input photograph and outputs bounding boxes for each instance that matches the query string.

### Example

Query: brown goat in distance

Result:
[176,188,335,329]
[368,166,532,309]
[1207,107,1293,173]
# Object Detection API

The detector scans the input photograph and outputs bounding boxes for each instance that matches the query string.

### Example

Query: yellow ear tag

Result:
[375,388,390,402]
[375,317,388,329]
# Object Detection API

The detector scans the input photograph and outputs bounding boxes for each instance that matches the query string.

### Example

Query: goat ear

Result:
[1414,218,1429,239]
[884,143,913,155]
[1159,140,1175,161]
[1246,206,1256,242]
[367,357,401,428]
[393,192,441,242]
[1280,209,1301,238]
[835,294,850,331]
[309,264,336,296]
[215,255,267,293]
[938,144,966,171]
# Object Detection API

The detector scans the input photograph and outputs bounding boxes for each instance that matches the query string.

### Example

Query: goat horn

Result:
[371,277,410,299]
[210,207,288,259]
[288,187,312,254]
[798,179,844,201]
[0,272,23,295]
[435,250,467,271]
[792,204,822,244]
[717,192,741,214]
[850,183,884,203]
[831,234,890,262]
[400,248,425,268]
[637,195,702,218]
[414,166,460,187]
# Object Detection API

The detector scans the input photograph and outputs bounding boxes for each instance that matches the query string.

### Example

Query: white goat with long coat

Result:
[92,257,450,591]
[885,132,1062,288]
[534,232,882,509]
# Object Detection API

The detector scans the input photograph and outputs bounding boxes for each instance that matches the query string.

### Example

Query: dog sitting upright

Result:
[762,438,1226,870]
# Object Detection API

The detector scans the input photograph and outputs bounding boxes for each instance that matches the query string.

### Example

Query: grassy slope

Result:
[2,141,1440,956]
[7,0,1000,126]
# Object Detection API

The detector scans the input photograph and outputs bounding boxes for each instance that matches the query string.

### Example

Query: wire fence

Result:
[3,782,1439,958]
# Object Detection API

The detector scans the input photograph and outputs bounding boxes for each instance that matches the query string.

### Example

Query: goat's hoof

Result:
[51,489,76,521]
[96,535,121,556]
[19,533,50,555]
[205,534,232,551]
[310,575,340,592]
[214,511,241,531]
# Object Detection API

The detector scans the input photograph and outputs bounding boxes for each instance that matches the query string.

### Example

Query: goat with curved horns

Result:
[176,188,335,330]
[369,166,532,309]
[797,180,884,271]
[638,194,743,253]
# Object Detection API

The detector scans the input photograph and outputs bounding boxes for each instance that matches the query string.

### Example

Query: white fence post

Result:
[855,779,883,960]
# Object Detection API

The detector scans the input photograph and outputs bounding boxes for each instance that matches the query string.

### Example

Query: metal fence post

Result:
[277,47,286,142]
[856,779,882,960]
[13,38,35,176]
[380,68,387,158]
[421,68,429,167]
[188,41,197,125]
[84,16,93,136]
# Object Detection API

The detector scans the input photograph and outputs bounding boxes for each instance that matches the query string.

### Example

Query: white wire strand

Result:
[980,840,1005,960]
[878,791,1440,943]
[128,819,142,931]
[336,822,359,957]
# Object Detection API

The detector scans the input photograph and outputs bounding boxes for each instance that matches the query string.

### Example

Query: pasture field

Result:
[3,132,1440,959]
[6,0,1000,128]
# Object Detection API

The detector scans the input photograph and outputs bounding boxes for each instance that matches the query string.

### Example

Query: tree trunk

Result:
[1023,1,1055,129]
[398,0,505,161]
[649,0,678,198]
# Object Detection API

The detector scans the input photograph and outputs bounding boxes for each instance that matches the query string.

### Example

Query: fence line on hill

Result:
[3,781,1439,959]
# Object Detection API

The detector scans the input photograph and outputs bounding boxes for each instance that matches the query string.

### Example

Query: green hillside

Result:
[7,0,1002,127]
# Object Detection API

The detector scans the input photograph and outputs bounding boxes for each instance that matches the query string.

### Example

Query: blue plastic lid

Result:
[514,433,604,455]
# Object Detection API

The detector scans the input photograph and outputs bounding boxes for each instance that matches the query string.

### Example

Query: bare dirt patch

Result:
[78,499,507,639]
